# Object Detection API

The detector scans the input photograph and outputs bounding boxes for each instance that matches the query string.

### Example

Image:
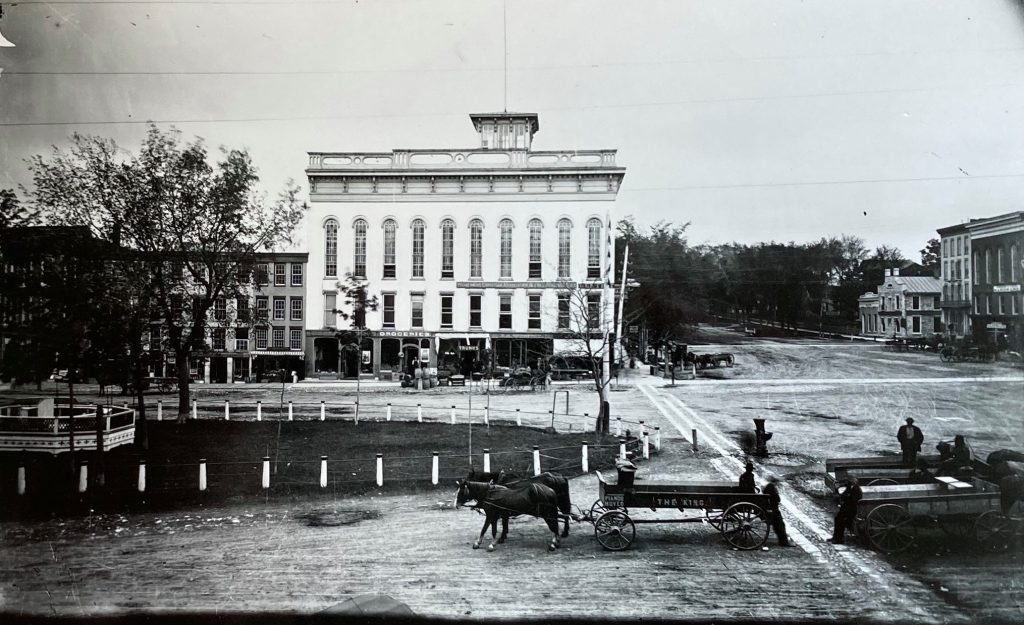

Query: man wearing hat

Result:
[763,476,790,546]
[738,461,756,493]
[896,417,924,468]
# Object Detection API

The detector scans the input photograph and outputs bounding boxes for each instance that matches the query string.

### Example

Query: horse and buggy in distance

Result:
[826,450,1024,553]
[455,463,773,552]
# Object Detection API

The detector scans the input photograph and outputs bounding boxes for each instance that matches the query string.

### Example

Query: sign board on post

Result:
[987,322,1007,330]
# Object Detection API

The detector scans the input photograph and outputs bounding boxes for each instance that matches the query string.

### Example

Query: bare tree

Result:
[555,282,613,432]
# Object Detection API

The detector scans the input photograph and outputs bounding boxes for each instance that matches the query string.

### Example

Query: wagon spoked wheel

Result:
[590,499,608,521]
[939,514,974,540]
[864,504,916,553]
[867,478,899,487]
[725,354,735,367]
[720,503,769,550]
[594,510,636,551]
[974,511,1013,552]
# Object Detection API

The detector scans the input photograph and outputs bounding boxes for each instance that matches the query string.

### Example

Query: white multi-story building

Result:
[302,112,626,380]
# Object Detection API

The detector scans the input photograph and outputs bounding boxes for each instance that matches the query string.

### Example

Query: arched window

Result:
[973,251,979,286]
[528,219,543,279]
[441,219,455,279]
[382,219,397,278]
[324,219,338,278]
[411,218,425,278]
[557,218,572,279]
[353,219,367,278]
[997,247,1005,283]
[499,218,513,279]
[469,219,483,279]
[587,218,603,279]
[985,249,992,285]
[1011,244,1019,282]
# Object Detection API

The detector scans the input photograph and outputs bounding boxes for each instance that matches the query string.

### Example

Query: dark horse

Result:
[461,469,574,538]
[455,480,562,551]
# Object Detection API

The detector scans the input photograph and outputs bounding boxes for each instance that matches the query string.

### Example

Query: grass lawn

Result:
[0,420,626,520]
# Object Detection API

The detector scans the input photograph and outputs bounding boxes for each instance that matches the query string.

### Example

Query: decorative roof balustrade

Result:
[308,149,619,171]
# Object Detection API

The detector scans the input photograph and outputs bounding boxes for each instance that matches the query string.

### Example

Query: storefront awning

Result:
[253,351,305,357]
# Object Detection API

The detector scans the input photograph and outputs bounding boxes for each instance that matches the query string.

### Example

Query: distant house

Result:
[859,268,942,338]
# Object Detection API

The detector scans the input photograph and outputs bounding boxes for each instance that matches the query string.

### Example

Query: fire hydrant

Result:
[753,418,772,457]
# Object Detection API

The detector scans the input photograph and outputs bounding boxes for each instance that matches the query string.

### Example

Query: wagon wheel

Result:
[939,347,955,362]
[939,514,974,540]
[867,478,899,487]
[589,499,608,521]
[974,511,1014,552]
[720,503,769,550]
[594,510,636,551]
[864,503,916,553]
[725,355,735,368]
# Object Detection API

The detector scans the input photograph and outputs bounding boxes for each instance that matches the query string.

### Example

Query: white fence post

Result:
[262,456,271,489]
[417,404,423,423]
[256,401,262,421]
[78,460,88,493]
[643,431,650,459]
[288,401,294,421]
[224,400,230,421]
[483,449,491,474]
[581,441,589,473]
[532,446,541,476]
[619,439,627,460]
[431,452,439,486]
[17,463,26,495]
[156,400,163,421]
[484,406,489,426]
[515,408,521,426]
[386,403,392,422]
[320,456,328,488]
[136,460,146,493]
[450,405,456,425]
[320,401,326,421]
[376,453,384,487]
[199,459,207,491]
[615,417,622,437]
[192,399,198,420]
[354,401,359,424]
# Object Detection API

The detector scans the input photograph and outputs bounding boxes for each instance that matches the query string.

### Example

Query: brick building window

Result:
[291,263,303,286]
[411,218,425,278]
[382,293,396,328]
[470,219,483,279]
[469,294,482,328]
[587,218,602,279]
[528,294,541,329]
[290,297,303,321]
[558,219,571,278]
[353,219,367,278]
[274,263,286,286]
[324,220,338,278]
[411,293,424,328]
[499,219,513,279]
[440,293,454,329]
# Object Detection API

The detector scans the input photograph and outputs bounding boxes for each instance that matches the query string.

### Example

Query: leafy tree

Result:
[920,238,941,276]
[332,272,379,401]
[554,282,614,432]
[26,126,306,422]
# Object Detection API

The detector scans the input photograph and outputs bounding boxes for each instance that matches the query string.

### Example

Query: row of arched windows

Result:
[323,217,605,280]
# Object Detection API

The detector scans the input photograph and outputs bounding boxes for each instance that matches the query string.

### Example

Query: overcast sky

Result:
[2,0,1023,258]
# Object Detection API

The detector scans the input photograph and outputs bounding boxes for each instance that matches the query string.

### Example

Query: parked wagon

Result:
[686,352,735,370]
[824,454,943,492]
[584,466,771,551]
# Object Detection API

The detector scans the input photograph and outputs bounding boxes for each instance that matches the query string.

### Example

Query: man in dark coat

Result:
[738,461,756,493]
[831,476,862,545]
[896,417,924,467]
[763,477,790,547]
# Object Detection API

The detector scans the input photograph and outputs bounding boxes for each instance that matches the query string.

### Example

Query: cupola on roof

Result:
[469,112,539,150]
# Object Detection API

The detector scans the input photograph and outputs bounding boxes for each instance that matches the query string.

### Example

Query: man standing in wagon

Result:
[896,417,924,468]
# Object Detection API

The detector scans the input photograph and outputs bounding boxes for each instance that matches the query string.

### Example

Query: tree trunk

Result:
[130,336,148,450]
[175,349,191,423]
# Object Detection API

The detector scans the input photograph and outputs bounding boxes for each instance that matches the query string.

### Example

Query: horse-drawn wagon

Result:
[585,466,771,551]
[686,352,735,370]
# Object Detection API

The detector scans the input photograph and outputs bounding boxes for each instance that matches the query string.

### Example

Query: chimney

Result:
[892,268,900,277]
[884,269,891,277]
